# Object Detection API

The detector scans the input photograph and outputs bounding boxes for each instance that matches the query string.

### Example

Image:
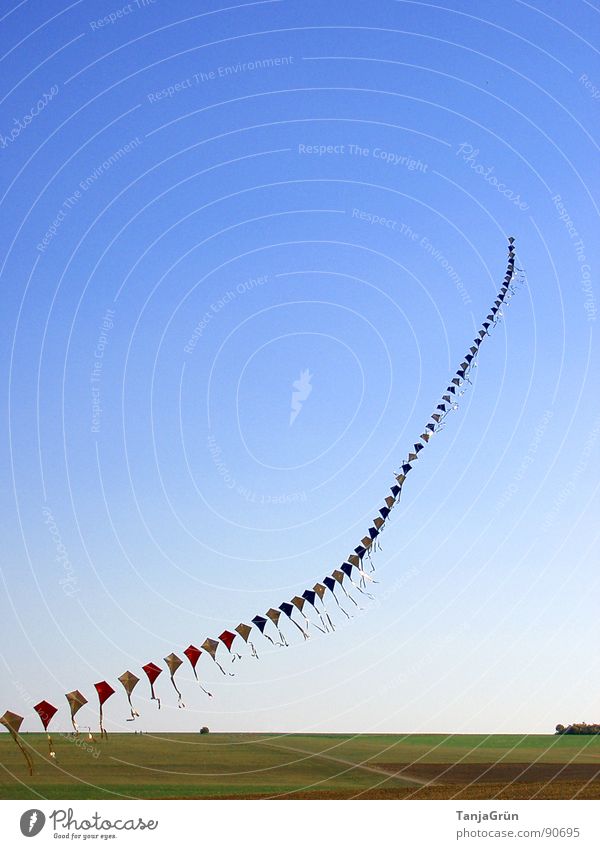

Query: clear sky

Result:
[1,0,599,735]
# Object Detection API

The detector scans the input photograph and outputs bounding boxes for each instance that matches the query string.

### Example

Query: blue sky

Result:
[1,0,599,735]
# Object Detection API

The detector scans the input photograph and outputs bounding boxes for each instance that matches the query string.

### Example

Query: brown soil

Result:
[374,761,600,785]
[172,779,600,800]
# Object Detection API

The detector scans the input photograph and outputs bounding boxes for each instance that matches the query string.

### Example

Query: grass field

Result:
[1,733,600,800]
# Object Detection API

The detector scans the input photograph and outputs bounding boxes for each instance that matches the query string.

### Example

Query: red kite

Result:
[219,630,242,662]
[34,700,58,758]
[183,645,212,697]
[94,681,114,738]
[142,662,162,709]
[265,609,288,646]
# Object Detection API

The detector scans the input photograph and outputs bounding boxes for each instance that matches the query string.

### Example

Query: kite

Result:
[302,589,332,632]
[94,681,114,739]
[142,662,163,709]
[251,614,279,647]
[292,595,325,634]
[33,699,58,758]
[118,671,140,720]
[184,644,213,696]
[219,631,242,662]
[279,601,309,639]
[332,569,361,608]
[341,562,375,599]
[235,623,259,658]
[313,582,336,630]
[322,575,351,618]
[1,710,34,775]
[201,637,232,676]
[65,689,87,732]
[265,608,288,646]
[338,237,523,589]
[2,241,522,720]
[164,653,185,707]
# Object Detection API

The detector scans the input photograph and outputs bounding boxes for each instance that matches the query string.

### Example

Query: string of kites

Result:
[1,239,523,775]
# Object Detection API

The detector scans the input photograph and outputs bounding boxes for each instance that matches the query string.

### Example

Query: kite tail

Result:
[47,732,56,760]
[150,684,161,710]
[318,598,335,630]
[99,705,108,739]
[324,608,336,630]
[300,611,321,635]
[318,610,332,632]
[277,629,288,647]
[215,660,234,676]
[191,667,198,681]
[350,578,374,600]
[71,715,79,734]
[331,591,351,619]
[307,612,326,634]
[358,568,378,585]
[249,640,259,658]
[126,694,139,721]
[340,582,360,607]
[263,633,277,646]
[10,730,34,776]
[170,677,185,708]
[289,616,310,640]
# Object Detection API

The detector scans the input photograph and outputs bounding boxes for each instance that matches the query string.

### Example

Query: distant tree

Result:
[555,722,600,735]
[200,726,210,734]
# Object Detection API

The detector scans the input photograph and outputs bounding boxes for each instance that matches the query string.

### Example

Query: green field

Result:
[1,733,599,800]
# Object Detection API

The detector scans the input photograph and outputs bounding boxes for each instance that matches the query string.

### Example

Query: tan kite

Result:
[313,582,337,628]
[278,601,309,640]
[302,589,333,632]
[235,623,259,658]
[0,710,33,775]
[118,671,140,720]
[265,608,288,646]
[332,569,360,608]
[201,638,231,676]
[295,591,325,633]
[164,653,185,706]
[65,689,88,732]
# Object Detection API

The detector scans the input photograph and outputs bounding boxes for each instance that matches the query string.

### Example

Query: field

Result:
[1,733,600,800]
